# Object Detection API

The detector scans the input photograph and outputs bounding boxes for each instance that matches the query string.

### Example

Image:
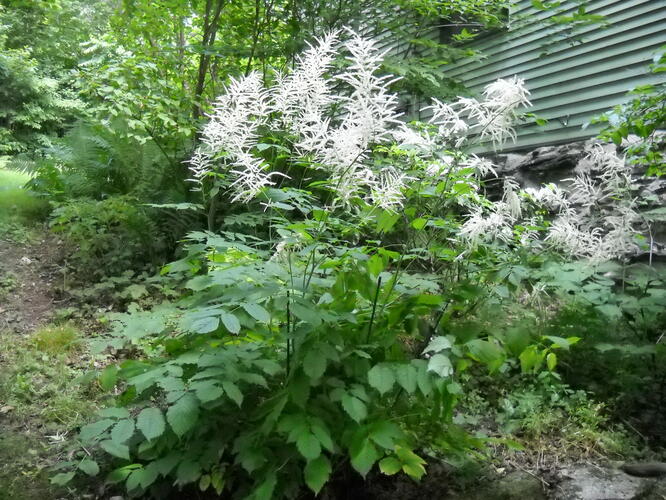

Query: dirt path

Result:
[0,232,64,334]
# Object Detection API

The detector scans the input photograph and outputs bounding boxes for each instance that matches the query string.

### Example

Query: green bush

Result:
[49,197,169,278]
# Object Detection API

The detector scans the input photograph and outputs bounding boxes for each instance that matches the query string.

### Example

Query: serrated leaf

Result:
[211,470,225,494]
[192,380,224,403]
[106,464,141,484]
[99,365,118,391]
[546,352,557,371]
[199,474,211,491]
[243,372,268,387]
[467,339,505,364]
[167,394,199,437]
[303,348,327,379]
[253,472,277,500]
[368,364,395,395]
[350,438,379,477]
[427,353,453,377]
[137,407,166,441]
[220,312,241,334]
[78,459,99,476]
[111,419,135,443]
[341,393,367,423]
[394,364,417,394]
[175,460,201,485]
[100,439,130,460]
[369,421,403,449]
[242,303,270,322]
[412,360,432,396]
[191,316,219,334]
[304,455,331,494]
[544,335,574,350]
[422,336,452,354]
[222,380,243,406]
[395,445,426,479]
[291,301,322,327]
[379,457,401,475]
[151,454,179,476]
[79,419,115,442]
[296,432,321,460]
[311,420,335,452]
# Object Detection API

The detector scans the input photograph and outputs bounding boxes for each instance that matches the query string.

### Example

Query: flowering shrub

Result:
[58,30,652,499]
[186,31,529,211]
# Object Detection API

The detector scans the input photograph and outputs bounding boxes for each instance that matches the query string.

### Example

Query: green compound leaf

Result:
[303,348,327,379]
[220,312,241,334]
[427,353,453,377]
[379,457,401,475]
[78,459,100,477]
[350,438,379,478]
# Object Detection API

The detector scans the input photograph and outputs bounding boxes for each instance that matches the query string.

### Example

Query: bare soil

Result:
[0,231,66,333]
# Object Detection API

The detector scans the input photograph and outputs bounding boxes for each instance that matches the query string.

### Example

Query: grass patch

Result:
[32,324,81,356]
[0,431,61,500]
[0,165,49,235]
[0,326,101,499]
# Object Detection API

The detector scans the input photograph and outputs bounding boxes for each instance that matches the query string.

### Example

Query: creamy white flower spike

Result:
[462,154,497,178]
[272,31,338,147]
[483,76,531,110]
[502,178,522,219]
[524,184,571,213]
[201,72,269,155]
[369,167,412,211]
[546,215,600,258]
[186,147,214,190]
[188,30,532,221]
[460,207,514,246]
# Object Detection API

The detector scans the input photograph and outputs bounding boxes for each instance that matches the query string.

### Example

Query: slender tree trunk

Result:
[193,0,226,123]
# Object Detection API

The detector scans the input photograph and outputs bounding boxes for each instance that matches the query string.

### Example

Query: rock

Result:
[450,470,548,500]
[621,462,666,478]
[552,464,661,500]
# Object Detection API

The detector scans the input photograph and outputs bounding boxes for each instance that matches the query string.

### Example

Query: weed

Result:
[0,271,17,300]
[0,327,102,499]
[0,328,98,430]
[32,324,80,356]
[457,374,641,461]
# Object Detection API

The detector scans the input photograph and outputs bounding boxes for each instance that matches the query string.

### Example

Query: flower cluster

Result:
[422,75,531,148]
[189,30,409,209]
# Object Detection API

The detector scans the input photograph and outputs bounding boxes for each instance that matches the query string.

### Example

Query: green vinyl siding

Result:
[438,0,666,152]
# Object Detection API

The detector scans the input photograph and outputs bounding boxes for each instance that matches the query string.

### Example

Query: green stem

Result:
[366,276,383,344]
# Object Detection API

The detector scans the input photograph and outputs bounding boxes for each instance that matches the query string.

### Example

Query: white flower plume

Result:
[425,75,531,148]
[368,167,412,211]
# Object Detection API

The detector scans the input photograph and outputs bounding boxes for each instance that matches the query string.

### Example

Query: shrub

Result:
[49,197,169,278]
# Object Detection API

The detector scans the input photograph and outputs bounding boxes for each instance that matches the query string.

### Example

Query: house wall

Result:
[440,0,666,152]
